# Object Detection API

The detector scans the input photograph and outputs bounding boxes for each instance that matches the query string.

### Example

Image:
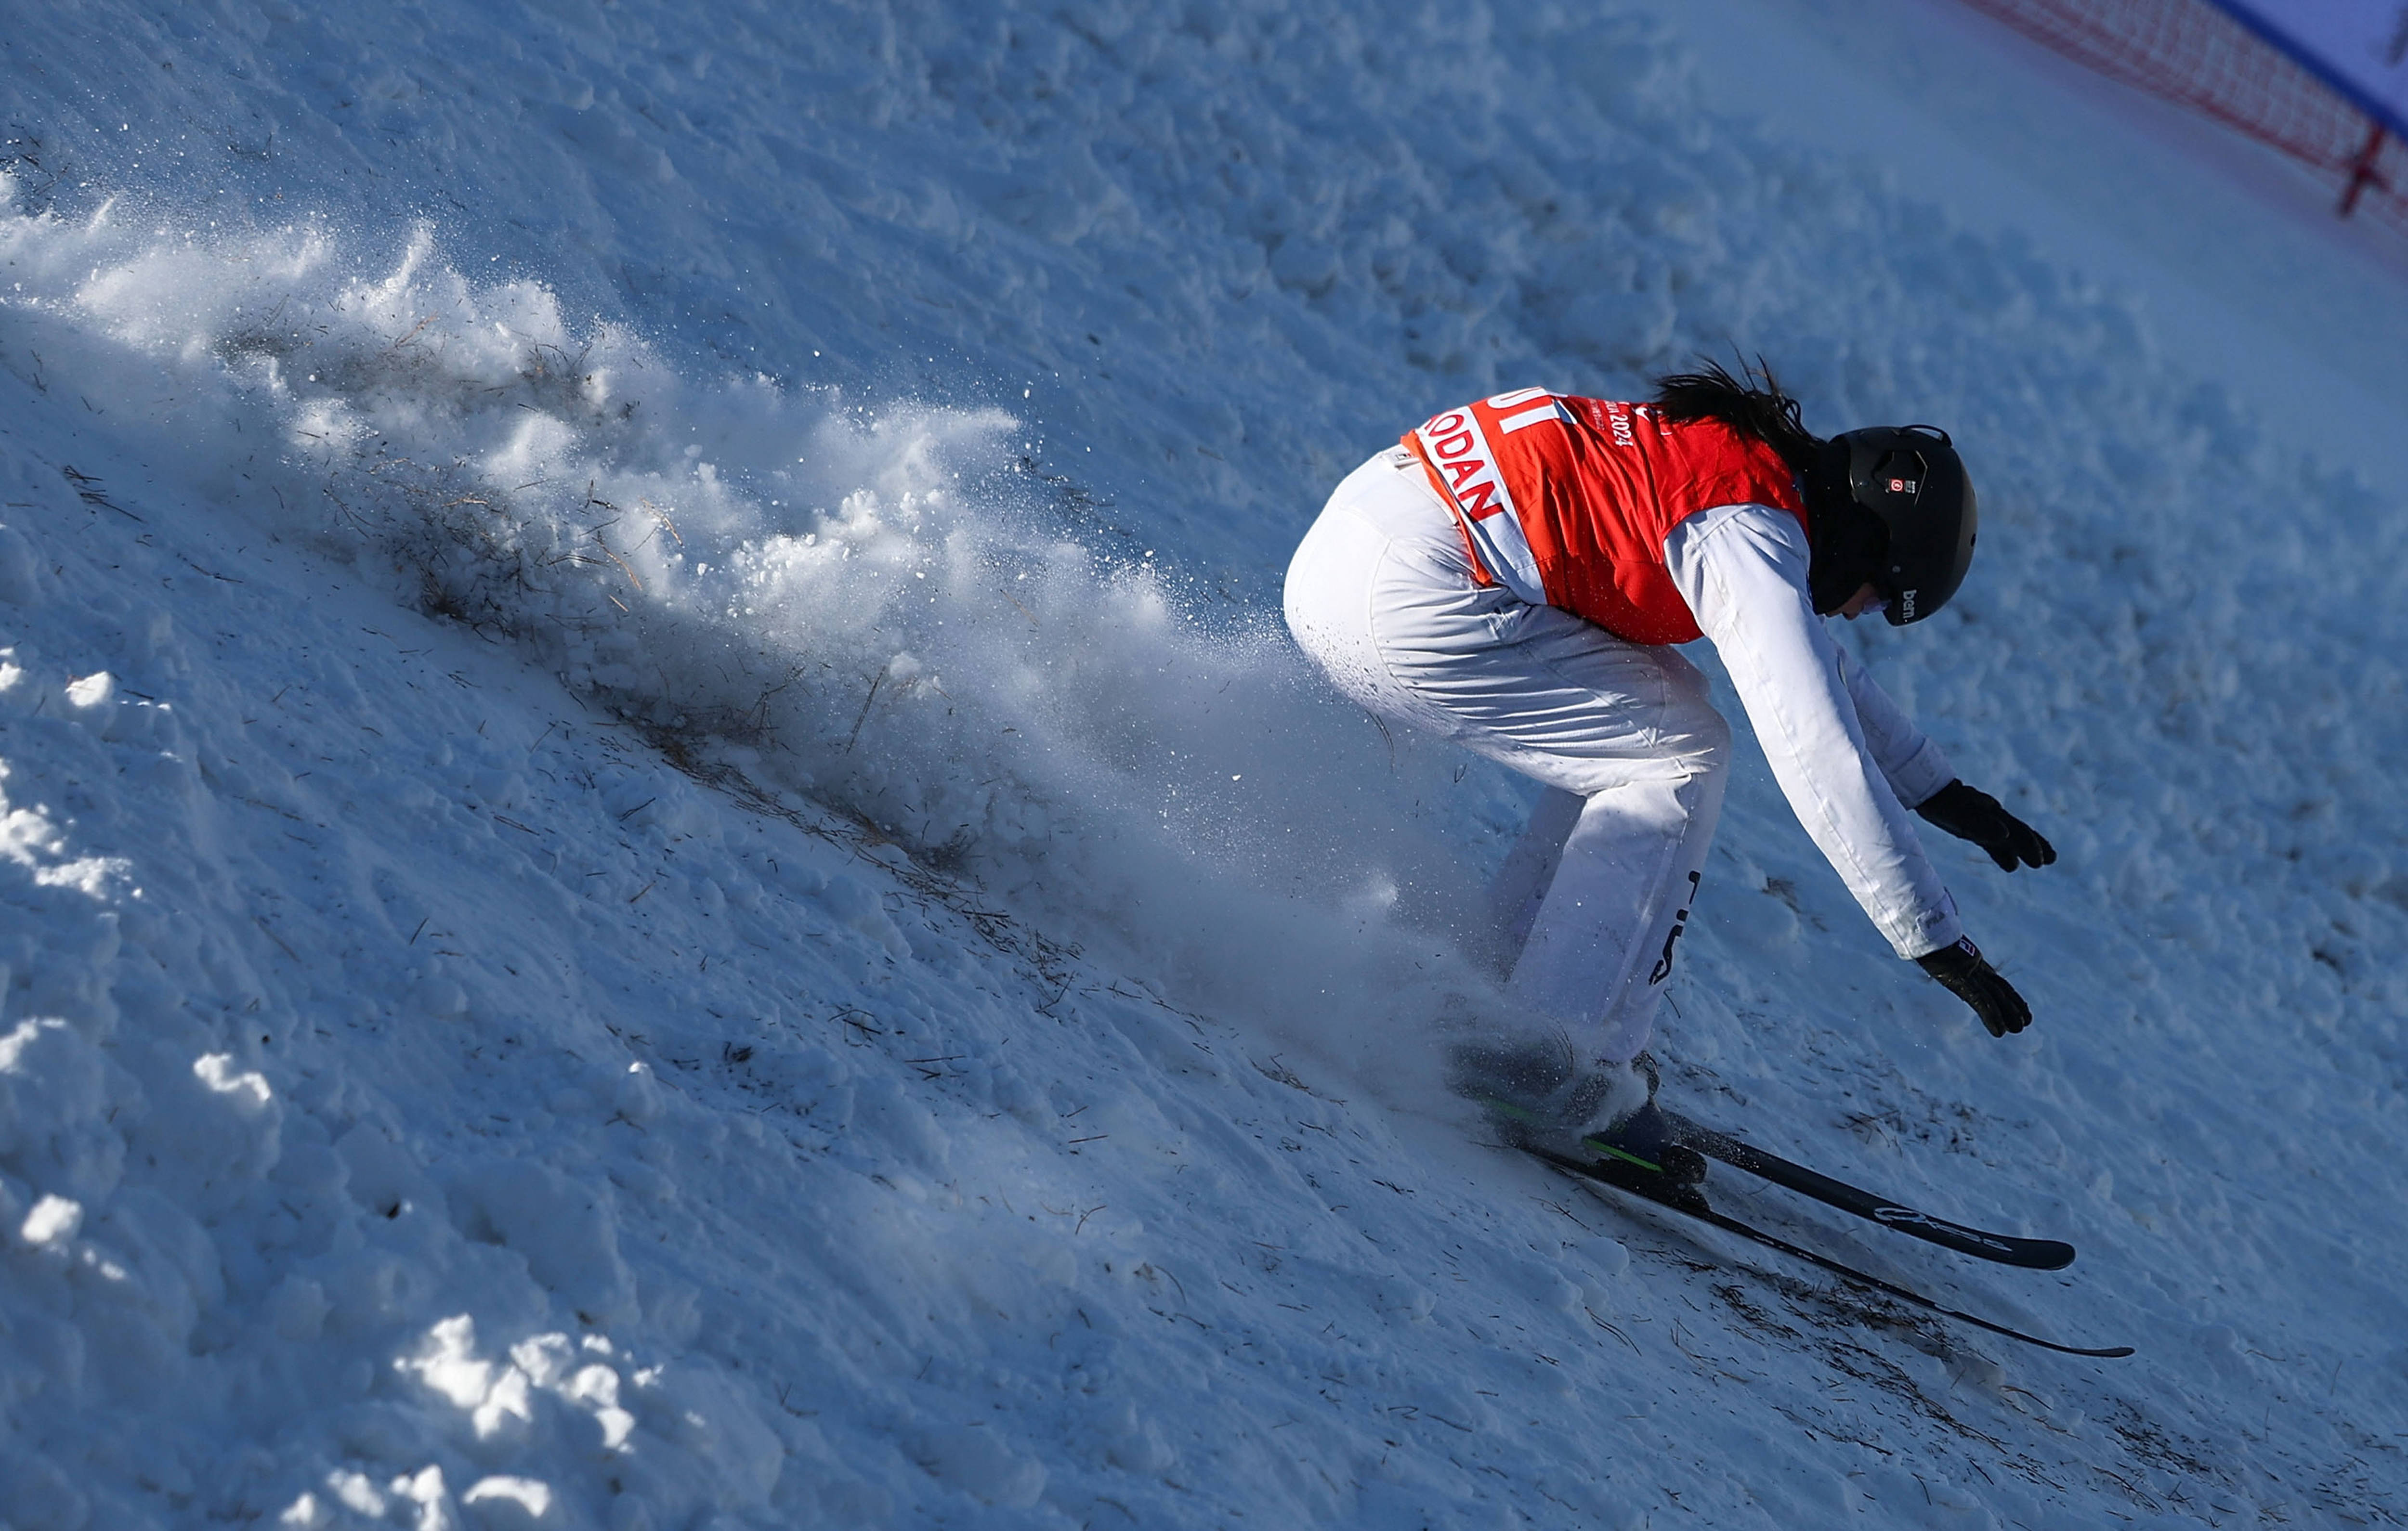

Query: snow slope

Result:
[3,2,2406,1528]
[1633,0,2408,494]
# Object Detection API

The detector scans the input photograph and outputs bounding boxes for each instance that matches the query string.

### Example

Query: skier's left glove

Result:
[1913,780,2056,872]
[1916,937,2031,1038]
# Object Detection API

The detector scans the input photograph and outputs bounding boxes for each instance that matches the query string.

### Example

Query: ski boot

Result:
[1448,1042,1705,1187]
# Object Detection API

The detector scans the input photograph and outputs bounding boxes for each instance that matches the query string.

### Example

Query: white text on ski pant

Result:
[1283,452,1727,1065]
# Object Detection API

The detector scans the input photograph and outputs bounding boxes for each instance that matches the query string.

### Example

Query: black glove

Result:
[1914,780,2056,872]
[1916,936,2031,1038]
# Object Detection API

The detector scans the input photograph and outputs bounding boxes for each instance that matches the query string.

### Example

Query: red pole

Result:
[2339,117,2387,217]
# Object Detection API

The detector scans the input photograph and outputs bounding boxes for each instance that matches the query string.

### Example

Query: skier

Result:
[1282,363,2055,1175]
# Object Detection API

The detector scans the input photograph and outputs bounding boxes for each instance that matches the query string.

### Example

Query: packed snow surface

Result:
[3,1,2407,1528]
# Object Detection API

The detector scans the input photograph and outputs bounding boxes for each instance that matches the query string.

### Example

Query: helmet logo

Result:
[1888,477,1917,495]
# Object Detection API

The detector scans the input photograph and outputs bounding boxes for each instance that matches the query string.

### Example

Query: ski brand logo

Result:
[1648,870,1702,985]
[1871,1205,2017,1256]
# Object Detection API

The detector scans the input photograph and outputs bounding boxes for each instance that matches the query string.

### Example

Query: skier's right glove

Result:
[1915,936,2031,1038]
[1913,780,2056,872]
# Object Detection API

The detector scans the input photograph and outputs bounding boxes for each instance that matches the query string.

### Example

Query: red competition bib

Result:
[1404,390,1808,646]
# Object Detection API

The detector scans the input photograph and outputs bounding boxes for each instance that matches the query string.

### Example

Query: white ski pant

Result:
[1284,450,1729,1065]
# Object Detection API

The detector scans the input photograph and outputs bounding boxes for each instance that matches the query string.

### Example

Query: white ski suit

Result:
[1284,446,1963,1064]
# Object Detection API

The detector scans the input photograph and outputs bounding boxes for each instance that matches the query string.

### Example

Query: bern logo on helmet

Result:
[1897,588,1918,620]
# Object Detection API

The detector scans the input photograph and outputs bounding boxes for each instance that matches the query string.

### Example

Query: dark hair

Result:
[1650,357,1821,473]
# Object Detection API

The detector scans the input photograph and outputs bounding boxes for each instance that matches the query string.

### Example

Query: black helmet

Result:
[1814,425,1977,625]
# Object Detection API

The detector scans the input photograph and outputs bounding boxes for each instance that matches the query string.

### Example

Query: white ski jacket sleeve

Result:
[1662,503,1963,960]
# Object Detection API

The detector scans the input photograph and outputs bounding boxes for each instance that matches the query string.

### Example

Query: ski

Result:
[1531,1145,2134,1359]
[1649,1110,2077,1271]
